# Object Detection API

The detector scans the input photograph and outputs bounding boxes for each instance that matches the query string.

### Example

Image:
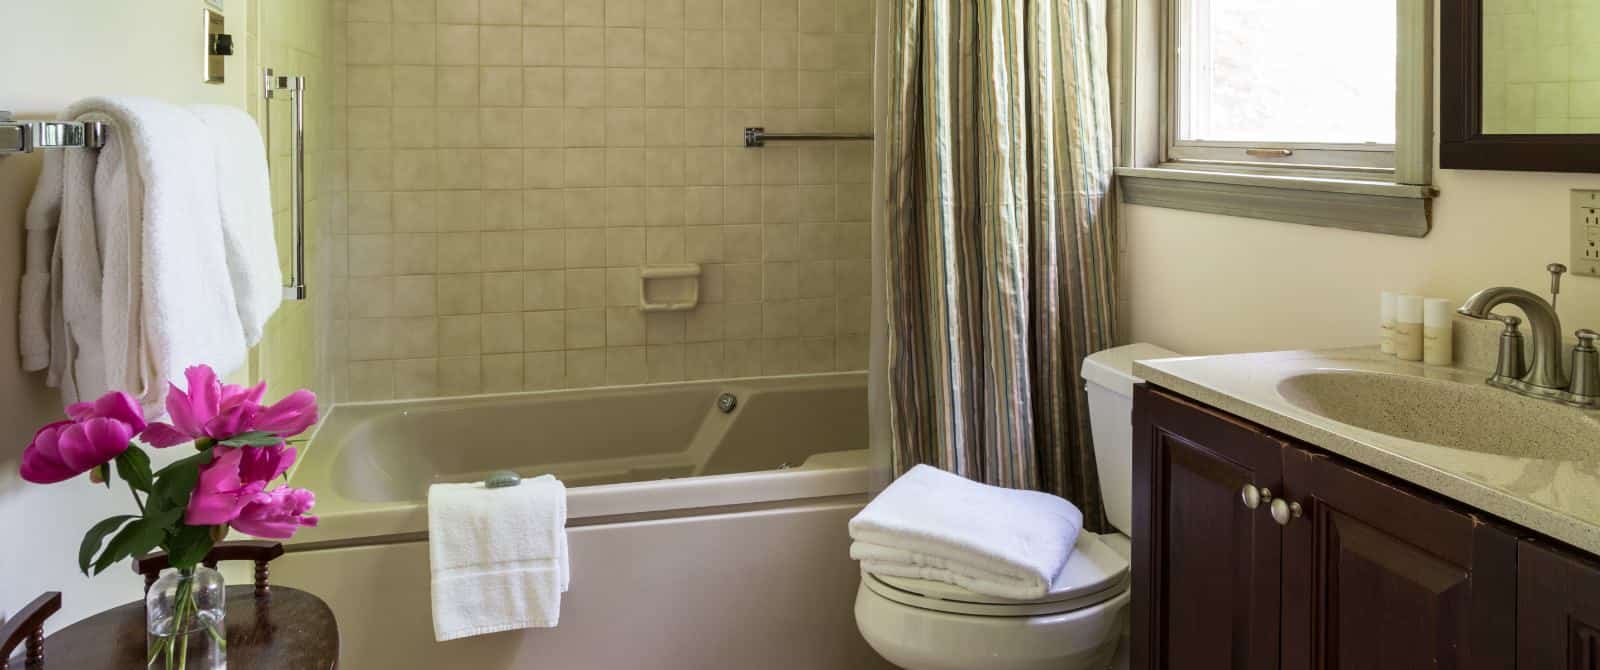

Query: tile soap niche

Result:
[639,264,701,312]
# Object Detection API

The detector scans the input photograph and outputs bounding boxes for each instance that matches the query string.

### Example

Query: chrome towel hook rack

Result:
[0,111,108,154]
[263,68,308,302]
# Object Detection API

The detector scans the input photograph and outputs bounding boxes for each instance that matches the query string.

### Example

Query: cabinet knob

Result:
[1270,498,1304,526]
[1240,484,1273,510]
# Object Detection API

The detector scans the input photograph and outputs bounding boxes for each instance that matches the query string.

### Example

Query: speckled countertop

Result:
[1134,345,1600,556]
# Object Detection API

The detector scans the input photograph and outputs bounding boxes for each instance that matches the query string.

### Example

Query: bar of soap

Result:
[484,471,522,489]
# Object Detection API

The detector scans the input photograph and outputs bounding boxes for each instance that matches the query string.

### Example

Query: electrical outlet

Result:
[1573,190,1600,278]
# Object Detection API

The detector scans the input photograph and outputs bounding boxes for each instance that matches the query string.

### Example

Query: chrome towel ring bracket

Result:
[0,111,108,155]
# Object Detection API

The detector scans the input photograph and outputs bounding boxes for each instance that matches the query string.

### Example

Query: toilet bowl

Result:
[855,532,1131,670]
[854,343,1178,670]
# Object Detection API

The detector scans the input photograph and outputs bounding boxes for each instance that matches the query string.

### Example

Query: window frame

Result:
[1114,0,1435,237]
[1163,0,1400,175]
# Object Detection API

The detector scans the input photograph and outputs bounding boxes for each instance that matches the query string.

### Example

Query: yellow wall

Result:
[0,0,329,630]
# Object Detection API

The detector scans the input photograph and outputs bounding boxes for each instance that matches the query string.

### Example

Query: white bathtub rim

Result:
[287,457,869,548]
[285,371,870,548]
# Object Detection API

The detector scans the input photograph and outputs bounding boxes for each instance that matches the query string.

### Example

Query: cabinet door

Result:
[1133,386,1287,670]
[1519,539,1600,669]
[1279,446,1516,670]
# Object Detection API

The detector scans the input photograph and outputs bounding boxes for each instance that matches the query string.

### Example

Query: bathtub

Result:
[276,372,893,669]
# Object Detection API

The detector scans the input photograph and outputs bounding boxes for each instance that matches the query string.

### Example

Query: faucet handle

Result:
[1577,329,1599,351]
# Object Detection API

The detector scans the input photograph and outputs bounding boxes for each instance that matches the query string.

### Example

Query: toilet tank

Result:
[1082,343,1181,536]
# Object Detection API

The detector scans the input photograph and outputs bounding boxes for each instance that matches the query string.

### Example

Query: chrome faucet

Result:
[1457,263,1600,409]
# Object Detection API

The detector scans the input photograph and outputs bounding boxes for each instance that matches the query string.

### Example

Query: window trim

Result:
[1164,0,1399,173]
[1113,0,1435,237]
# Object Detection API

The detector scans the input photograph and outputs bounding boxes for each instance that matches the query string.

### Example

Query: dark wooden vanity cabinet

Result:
[1132,383,1288,670]
[1132,385,1550,669]
[1519,539,1600,670]
[1277,444,1516,669]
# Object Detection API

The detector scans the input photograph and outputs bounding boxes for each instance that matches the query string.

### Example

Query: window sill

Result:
[1116,166,1436,238]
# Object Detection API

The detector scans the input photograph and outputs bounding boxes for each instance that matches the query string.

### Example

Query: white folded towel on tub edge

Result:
[848,464,1083,601]
[428,474,569,641]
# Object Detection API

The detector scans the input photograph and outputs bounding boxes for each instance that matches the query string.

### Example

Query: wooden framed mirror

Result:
[1441,0,1600,172]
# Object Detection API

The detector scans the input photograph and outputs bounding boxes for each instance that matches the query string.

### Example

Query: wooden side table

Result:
[6,585,338,669]
[5,543,337,669]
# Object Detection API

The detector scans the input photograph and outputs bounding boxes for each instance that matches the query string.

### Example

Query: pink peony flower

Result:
[66,391,148,433]
[253,389,318,437]
[19,391,146,484]
[141,365,319,447]
[185,444,298,526]
[229,486,318,539]
[186,448,265,525]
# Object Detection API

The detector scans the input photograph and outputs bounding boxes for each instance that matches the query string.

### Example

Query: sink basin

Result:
[1276,370,1600,462]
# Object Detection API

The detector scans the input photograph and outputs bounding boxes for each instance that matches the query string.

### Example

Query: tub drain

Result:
[717,393,738,413]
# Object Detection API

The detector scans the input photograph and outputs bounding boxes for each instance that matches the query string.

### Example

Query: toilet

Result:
[854,343,1180,670]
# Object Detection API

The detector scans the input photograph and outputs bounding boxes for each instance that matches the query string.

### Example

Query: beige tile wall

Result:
[331,0,874,400]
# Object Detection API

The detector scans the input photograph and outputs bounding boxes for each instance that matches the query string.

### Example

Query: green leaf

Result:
[115,448,153,493]
[163,524,217,570]
[92,516,170,575]
[154,447,213,478]
[151,448,211,510]
[78,515,138,575]
[145,505,185,527]
[218,431,282,447]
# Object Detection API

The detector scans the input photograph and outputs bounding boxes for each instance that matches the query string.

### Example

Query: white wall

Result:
[1121,9,1600,356]
[0,0,250,629]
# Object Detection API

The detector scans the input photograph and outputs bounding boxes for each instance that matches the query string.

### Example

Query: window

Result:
[1168,0,1398,175]
[1115,0,1434,237]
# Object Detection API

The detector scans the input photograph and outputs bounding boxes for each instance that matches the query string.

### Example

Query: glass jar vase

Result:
[146,566,227,670]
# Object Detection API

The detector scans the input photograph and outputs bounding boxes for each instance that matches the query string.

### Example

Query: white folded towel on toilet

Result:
[19,97,247,414]
[848,464,1083,600]
[428,475,570,642]
[191,104,281,346]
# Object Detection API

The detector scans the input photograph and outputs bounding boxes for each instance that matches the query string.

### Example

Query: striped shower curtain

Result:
[879,0,1119,531]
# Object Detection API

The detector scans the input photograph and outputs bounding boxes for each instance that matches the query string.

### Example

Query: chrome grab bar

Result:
[263,68,307,302]
[0,111,108,154]
[743,127,873,147]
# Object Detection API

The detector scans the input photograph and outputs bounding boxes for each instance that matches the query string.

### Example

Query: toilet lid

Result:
[863,533,1130,617]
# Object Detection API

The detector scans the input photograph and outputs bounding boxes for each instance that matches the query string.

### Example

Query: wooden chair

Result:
[0,592,60,670]
[134,540,286,597]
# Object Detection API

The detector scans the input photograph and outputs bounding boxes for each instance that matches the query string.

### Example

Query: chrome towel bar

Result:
[743,127,873,147]
[263,68,307,302]
[0,111,107,154]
